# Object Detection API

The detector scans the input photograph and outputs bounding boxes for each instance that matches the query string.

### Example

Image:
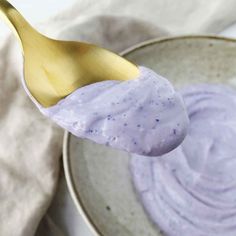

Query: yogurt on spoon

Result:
[24,66,189,156]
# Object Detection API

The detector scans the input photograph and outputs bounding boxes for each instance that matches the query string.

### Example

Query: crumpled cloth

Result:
[1,0,236,236]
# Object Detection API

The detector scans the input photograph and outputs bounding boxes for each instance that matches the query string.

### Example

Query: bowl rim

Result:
[63,34,236,236]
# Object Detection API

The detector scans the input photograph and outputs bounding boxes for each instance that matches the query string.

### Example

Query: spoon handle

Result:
[0,0,38,51]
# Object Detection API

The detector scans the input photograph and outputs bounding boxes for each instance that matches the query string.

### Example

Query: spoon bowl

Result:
[0,0,139,107]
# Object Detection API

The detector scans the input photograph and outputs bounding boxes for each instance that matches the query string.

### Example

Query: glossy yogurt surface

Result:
[130,84,236,236]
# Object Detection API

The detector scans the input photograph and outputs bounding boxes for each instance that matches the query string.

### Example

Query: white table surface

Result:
[1,1,236,236]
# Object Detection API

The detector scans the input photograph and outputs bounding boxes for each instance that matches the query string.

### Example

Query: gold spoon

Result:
[0,0,139,107]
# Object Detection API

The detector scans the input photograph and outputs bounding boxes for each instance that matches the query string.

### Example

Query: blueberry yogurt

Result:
[23,66,189,156]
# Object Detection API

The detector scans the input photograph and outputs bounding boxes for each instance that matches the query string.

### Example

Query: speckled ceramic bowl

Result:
[63,35,236,236]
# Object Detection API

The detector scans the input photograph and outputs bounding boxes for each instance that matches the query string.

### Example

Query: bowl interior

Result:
[64,36,236,236]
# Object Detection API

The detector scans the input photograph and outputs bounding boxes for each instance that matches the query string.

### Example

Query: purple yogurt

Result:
[23,66,188,156]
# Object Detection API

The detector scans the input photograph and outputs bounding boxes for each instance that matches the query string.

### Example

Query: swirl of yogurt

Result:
[26,66,188,156]
[130,84,236,235]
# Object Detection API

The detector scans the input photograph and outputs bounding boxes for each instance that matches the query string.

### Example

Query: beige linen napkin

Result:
[1,0,236,236]
[0,36,63,236]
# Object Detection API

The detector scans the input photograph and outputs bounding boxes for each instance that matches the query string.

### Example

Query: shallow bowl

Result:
[63,35,236,236]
